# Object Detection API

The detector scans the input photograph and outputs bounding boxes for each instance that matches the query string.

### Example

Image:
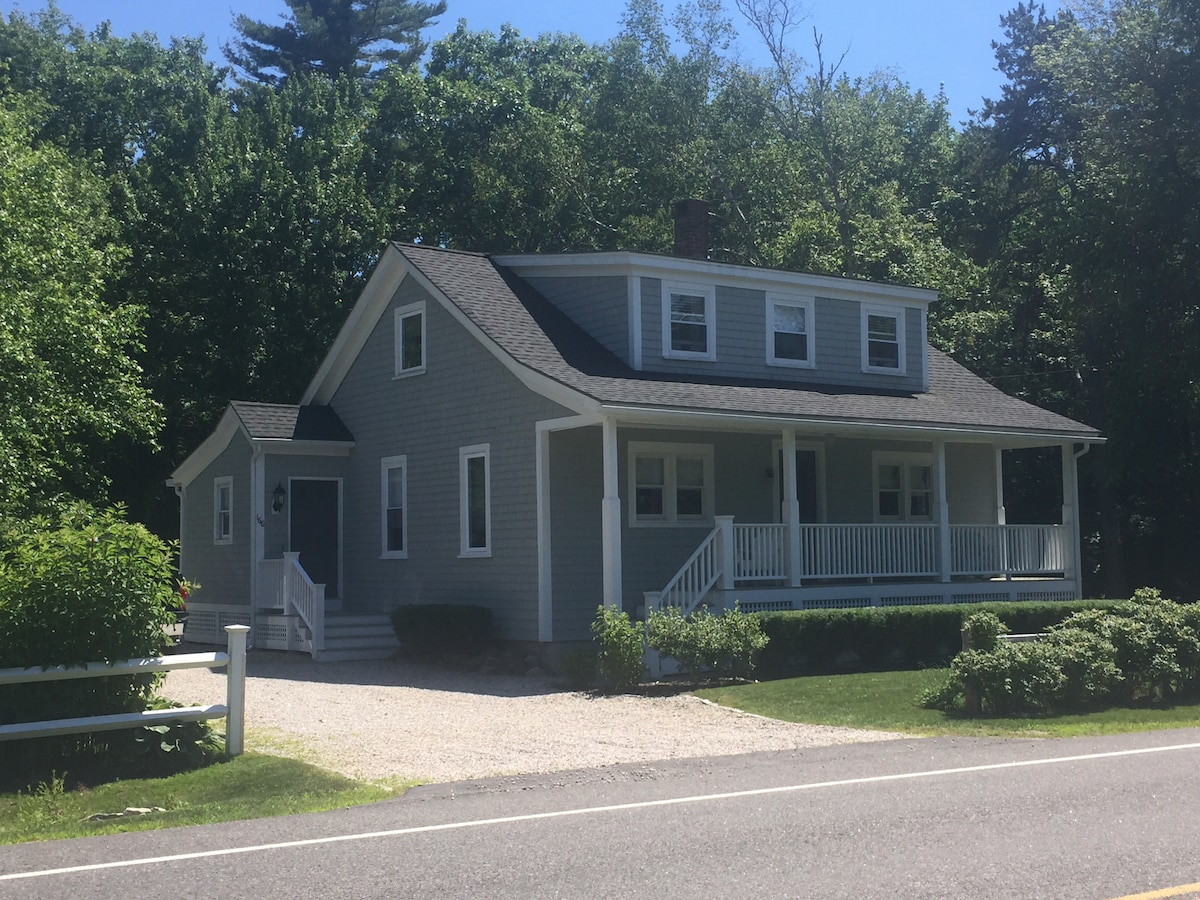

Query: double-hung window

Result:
[767,295,815,368]
[873,453,933,521]
[459,444,491,557]
[663,282,716,360]
[380,455,407,558]
[394,301,426,377]
[862,304,905,374]
[629,442,714,526]
[213,477,233,544]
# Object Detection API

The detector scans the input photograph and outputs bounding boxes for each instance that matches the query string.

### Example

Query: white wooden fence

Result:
[0,625,249,757]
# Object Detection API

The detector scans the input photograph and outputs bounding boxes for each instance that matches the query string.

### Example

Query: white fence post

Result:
[224,624,250,758]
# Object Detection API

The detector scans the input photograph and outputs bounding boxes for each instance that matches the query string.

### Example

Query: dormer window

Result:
[767,295,816,368]
[862,304,906,375]
[663,282,715,360]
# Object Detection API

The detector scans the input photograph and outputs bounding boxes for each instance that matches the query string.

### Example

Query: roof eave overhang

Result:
[166,406,249,489]
[598,402,1104,447]
[251,439,355,457]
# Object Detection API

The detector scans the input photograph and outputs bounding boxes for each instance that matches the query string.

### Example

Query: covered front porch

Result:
[645,517,1078,616]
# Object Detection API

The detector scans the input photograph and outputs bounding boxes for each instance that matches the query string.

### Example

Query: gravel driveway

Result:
[161,651,903,783]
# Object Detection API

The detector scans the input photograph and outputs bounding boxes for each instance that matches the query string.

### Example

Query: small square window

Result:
[628,442,714,526]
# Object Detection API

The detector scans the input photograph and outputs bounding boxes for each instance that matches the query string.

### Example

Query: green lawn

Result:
[0,753,419,845]
[695,669,1200,738]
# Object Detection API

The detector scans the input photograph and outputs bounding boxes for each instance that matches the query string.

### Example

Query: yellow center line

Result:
[1107,883,1200,900]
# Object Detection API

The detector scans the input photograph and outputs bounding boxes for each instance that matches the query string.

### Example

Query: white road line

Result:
[5,739,1200,882]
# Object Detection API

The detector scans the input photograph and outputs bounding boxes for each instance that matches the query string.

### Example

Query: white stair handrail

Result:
[649,519,731,618]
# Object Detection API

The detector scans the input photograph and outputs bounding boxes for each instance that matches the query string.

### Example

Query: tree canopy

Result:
[224,0,448,84]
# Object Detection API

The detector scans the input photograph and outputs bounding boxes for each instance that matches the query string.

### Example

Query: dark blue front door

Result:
[289,479,339,599]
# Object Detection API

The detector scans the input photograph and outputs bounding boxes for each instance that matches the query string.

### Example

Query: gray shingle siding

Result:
[330,277,571,641]
[180,435,251,606]
[524,275,629,364]
[262,455,348,560]
[946,444,997,524]
[549,427,604,641]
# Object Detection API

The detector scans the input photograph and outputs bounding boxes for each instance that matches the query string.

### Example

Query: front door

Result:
[289,479,340,599]
[777,449,820,523]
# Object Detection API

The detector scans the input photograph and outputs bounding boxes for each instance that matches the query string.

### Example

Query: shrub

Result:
[389,604,494,658]
[921,588,1198,716]
[756,600,1120,678]
[0,505,217,789]
[590,605,644,691]
[646,606,769,681]
[961,611,1007,652]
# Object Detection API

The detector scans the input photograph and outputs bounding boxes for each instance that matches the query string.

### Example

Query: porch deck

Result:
[645,519,1077,616]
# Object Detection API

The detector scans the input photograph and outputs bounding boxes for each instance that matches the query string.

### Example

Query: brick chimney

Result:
[672,198,710,260]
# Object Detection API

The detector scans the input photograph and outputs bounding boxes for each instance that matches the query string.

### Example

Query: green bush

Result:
[389,603,494,658]
[590,605,644,691]
[921,588,1200,716]
[756,600,1119,678]
[646,606,769,681]
[0,505,216,789]
[962,611,1007,652]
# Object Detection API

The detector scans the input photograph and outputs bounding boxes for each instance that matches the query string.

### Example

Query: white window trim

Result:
[393,300,426,378]
[861,304,906,375]
[380,454,408,559]
[459,443,491,557]
[766,294,816,369]
[213,476,233,545]
[662,281,717,361]
[627,441,715,527]
[872,451,934,522]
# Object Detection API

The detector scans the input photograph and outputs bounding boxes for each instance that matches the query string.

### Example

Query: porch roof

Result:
[397,243,1101,444]
[230,401,354,443]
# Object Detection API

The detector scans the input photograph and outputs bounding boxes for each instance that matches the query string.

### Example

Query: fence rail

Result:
[0,625,249,756]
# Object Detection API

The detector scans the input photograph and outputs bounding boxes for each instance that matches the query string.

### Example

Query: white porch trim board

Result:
[601,417,623,609]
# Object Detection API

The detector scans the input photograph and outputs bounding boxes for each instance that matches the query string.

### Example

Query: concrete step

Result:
[314,646,399,663]
[323,633,400,650]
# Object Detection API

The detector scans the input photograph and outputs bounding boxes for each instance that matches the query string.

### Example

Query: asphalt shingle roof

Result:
[398,242,1099,440]
[231,401,354,442]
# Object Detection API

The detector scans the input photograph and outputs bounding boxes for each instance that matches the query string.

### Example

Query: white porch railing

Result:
[256,552,325,654]
[799,523,939,579]
[647,520,1072,616]
[950,524,1067,577]
[734,524,788,581]
[645,522,724,617]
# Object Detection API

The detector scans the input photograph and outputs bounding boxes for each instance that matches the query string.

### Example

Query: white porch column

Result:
[934,439,951,582]
[601,418,623,609]
[717,515,736,590]
[535,426,553,641]
[1061,443,1080,592]
[782,429,802,587]
[994,447,1007,525]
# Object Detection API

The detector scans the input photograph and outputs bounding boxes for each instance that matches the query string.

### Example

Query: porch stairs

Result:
[313,612,400,663]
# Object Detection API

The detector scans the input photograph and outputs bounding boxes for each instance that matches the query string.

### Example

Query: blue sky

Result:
[6,1,1056,123]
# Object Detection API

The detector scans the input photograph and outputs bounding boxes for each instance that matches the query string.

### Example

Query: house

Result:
[168,201,1102,660]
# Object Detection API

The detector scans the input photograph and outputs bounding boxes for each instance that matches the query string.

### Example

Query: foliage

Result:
[0,504,208,787]
[921,589,1200,716]
[224,0,448,85]
[0,95,160,518]
[646,605,769,681]
[590,605,645,691]
[558,649,598,691]
[755,600,1117,678]
[389,603,494,658]
[961,611,1007,653]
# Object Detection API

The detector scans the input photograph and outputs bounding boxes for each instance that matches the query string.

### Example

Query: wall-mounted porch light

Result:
[272,482,287,514]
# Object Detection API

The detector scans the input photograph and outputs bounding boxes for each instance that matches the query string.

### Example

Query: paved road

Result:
[3,729,1200,899]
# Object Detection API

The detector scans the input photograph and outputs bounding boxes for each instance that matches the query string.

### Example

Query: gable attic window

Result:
[394,301,426,378]
[767,295,815,368]
[213,476,233,544]
[663,282,716,360]
[862,304,906,375]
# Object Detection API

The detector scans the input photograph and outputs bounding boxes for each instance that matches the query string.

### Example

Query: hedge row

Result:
[755,600,1121,678]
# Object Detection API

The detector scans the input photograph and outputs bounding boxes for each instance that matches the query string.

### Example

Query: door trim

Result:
[770,440,827,523]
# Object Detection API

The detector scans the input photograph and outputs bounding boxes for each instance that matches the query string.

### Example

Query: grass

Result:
[695,668,1200,738]
[0,753,419,845]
